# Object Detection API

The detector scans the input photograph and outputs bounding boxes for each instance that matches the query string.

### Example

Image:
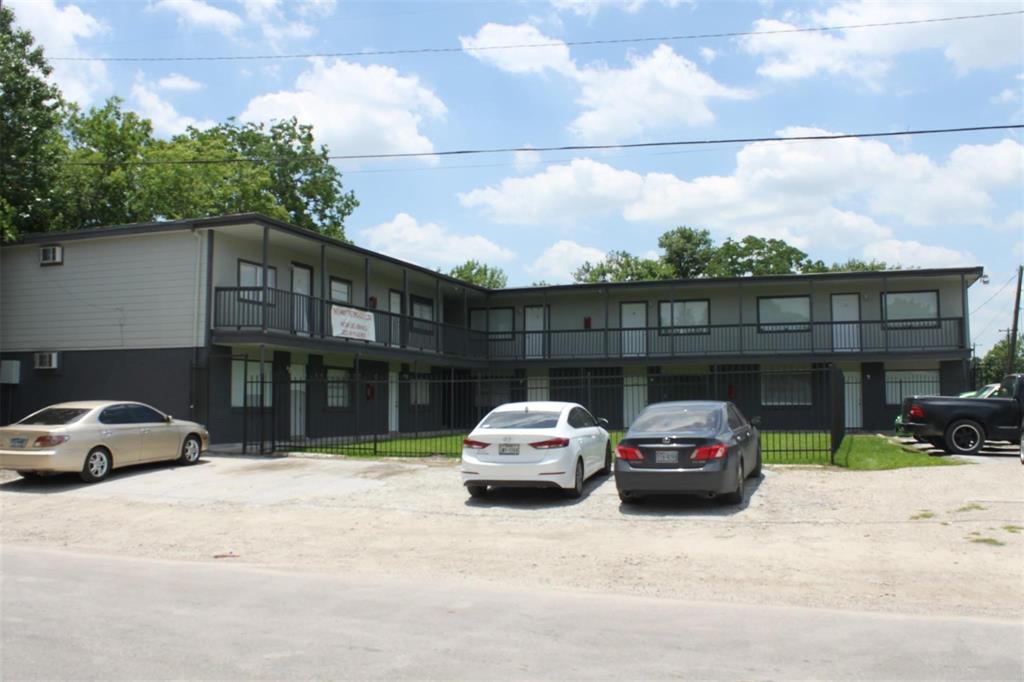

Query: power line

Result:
[971,271,1018,316]
[22,124,1021,168]
[46,9,1024,62]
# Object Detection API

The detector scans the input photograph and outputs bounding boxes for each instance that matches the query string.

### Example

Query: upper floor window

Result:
[330,277,352,305]
[658,300,710,335]
[758,296,810,332]
[469,308,514,339]
[238,260,277,302]
[410,295,434,334]
[883,291,939,328]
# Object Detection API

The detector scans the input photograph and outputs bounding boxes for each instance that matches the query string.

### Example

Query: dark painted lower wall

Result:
[0,348,196,426]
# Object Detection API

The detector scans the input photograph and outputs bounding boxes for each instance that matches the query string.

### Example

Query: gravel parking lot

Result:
[2,452,1022,619]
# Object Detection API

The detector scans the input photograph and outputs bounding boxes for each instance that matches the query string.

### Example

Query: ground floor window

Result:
[760,370,812,406]
[410,377,430,406]
[326,368,351,408]
[231,359,272,407]
[885,369,939,405]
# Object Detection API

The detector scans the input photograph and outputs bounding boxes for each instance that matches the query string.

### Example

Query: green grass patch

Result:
[832,434,965,471]
[1003,525,1022,534]
[955,503,986,513]
[968,536,1006,546]
[910,510,935,520]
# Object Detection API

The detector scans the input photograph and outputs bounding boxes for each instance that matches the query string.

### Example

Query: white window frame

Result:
[760,371,813,406]
[885,370,940,405]
[231,359,273,407]
[330,278,352,305]
[883,291,939,329]
[410,377,430,406]
[326,367,351,408]
[239,260,277,302]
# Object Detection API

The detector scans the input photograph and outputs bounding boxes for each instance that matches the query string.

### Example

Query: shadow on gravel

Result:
[463,472,613,509]
[895,437,1021,460]
[0,458,210,494]
[617,475,764,517]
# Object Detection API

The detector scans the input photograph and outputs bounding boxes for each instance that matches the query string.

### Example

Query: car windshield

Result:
[479,411,561,429]
[630,405,720,433]
[17,408,90,425]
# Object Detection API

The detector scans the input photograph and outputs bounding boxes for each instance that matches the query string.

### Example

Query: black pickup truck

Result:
[900,374,1023,456]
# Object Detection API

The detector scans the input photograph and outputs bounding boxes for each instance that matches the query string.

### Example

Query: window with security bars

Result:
[231,360,272,407]
[326,368,351,408]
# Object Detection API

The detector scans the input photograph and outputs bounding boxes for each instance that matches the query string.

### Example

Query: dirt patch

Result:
[2,456,1022,619]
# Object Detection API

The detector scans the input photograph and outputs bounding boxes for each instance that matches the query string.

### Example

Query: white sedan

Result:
[460,401,611,499]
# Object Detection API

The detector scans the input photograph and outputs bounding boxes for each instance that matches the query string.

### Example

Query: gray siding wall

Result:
[1,231,207,351]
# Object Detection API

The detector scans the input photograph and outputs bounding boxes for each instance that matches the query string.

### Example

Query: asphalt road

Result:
[2,546,1021,681]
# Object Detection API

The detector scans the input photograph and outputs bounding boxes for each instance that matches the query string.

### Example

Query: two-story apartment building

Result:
[0,214,982,443]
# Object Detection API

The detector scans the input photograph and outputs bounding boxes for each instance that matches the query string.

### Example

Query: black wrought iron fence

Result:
[242,367,846,463]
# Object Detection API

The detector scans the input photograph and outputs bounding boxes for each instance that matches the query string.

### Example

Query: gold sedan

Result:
[0,401,210,483]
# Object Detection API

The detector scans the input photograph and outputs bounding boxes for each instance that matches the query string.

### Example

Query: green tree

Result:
[573,250,672,283]
[657,226,716,278]
[827,258,896,272]
[449,260,508,288]
[0,5,67,241]
[976,335,1024,384]
[706,236,815,277]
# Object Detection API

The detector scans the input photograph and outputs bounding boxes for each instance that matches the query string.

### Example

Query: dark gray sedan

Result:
[614,401,761,505]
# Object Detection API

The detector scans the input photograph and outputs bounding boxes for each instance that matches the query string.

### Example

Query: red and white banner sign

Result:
[331,305,376,342]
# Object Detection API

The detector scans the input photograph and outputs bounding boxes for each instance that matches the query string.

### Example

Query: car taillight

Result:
[692,444,727,461]
[530,437,570,449]
[33,435,69,448]
[616,444,643,460]
[462,438,489,449]
[909,404,925,420]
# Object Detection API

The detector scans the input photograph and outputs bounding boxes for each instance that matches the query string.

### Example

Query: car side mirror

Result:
[750,416,762,427]
[598,417,609,428]
[165,415,173,423]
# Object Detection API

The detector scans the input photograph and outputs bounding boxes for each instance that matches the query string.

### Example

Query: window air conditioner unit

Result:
[39,245,63,266]
[34,352,59,370]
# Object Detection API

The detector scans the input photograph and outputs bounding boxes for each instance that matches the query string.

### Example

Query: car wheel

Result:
[750,447,762,478]
[467,484,487,499]
[718,460,744,506]
[945,419,985,456]
[566,459,584,499]
[179,435,202,465]
[599,441,612,476]
[80,448,112,483]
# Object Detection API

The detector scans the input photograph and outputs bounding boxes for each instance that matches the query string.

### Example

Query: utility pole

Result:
[1007,265,1023,375]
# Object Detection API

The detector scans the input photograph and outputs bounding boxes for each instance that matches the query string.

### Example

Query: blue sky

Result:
[10,0,1024,354]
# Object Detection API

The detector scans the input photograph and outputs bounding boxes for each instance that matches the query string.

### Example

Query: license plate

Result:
[498,444,519,456]
[655,450,678,464]
[9,437,27,448]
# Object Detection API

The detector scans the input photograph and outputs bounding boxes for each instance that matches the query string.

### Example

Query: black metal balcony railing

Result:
[213,287,966,361]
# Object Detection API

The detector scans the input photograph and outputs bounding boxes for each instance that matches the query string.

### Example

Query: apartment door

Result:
[389,290,403,346]
[620,302,647,357]
[388,370,400,432]
[289,363,307,439]
[831,293,860,352]
[843,370,863,429]
[525,305,545,359]
[291,264,313,336]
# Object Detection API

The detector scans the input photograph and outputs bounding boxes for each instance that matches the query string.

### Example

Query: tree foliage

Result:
[0,6,65,241]
[574,226,901,283]
[1,6,358,242]
[449,260,509,288]
[976,334,1024,384]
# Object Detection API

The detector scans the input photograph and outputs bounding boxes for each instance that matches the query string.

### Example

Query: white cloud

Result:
[991,88,1019,104]
[153,0,243,36]
[741,1,1023,87]
[571,44,751,142]
[241,0,315,48]
[862,240,977,269]
[527,240,607,283]
[462,23,748,142]
[8,0,109,105]
[514,147,542,172]
[460,132,1023,253]
[459,23,576,76]
[459,158,644,225]
[699,47,717,63]
[549,0,688,17]
[130,78,215,136]
[157,73,204,91]
[241,58,446,158]
[296,0,337,17]
[359,213,515,268]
